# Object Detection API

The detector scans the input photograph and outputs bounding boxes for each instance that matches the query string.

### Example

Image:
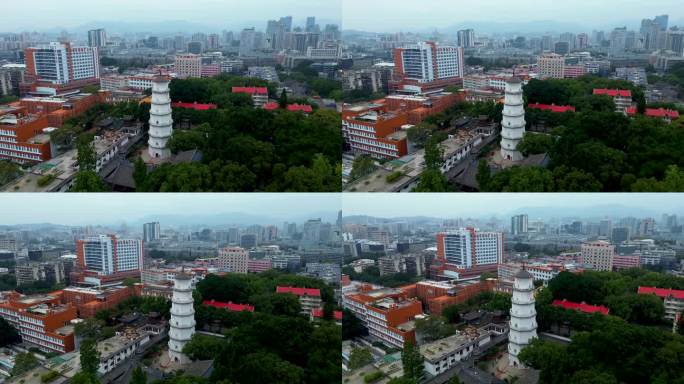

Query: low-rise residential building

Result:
[498,262,562,283]
[276,286,322,315]
[611,254,641,270]
[420,327,496,376]
[15,261,65,286]
[231,87,268,108]
[625,107,680,123]
[638,286,684,321]
[247,258,272,273]
[593,88,632,113]
[551,299,609,315]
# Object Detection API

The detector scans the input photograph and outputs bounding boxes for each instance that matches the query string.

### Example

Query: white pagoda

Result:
[148,75,173,160]
[500,76,526,162]
[508,268,537,367]
[168,271,195,364]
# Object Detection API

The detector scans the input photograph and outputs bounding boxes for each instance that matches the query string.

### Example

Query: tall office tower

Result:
[280,16,293,32]
[25,42,100,86]
[168,271,195,364]
[87,29,107,48]
[218,247,249,273]
[393,41,464,90]
[508,268,537,367]
[541,35,553,51]
[599,219,612,237]
[207,33,220,50]
[537,52,565,79]
[511,214,529,235]
[576,33,589,50]
[500,77,526,162]
[435,228,504,269]
[654,14,669,31]
[610,27,628,53]
[457,29,475,48]
[75,235,143,283]
[143,222,161,242]
[239,28,257,56]
[148,75,173,159]
[306,17,317,32]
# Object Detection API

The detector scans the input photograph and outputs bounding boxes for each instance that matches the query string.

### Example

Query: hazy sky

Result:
[342,193,684,218]
[1,194,341,225]
[4,0,342,31]
[343,0,682,32]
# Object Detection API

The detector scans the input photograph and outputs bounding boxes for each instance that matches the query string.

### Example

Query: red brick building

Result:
[0,291,76,353]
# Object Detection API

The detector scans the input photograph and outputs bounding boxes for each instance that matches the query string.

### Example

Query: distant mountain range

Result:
[343,17,684,36]
[343,204,681,223]
[10,18,342,35]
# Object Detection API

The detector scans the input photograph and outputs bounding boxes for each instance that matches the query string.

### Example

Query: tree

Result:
[406,123,434,149]
[415,316,455,343]
[80,338,101,375]
[234,352,304,384]
[342,308,367,340]
[131,366,147,384]
[0,317,19,347]
[348,348,373,369]
[74,318,105,340]
[517,133,555,156]
[0,160,22,186]
[401,341,424,382]
[71,171,107,192]
[413,169,451,192]
[448,376,464,384]
[476,159,491,191]
[183,334,225,361]
[279,89,288,109]
[11,352,38,376]
[350,155,376,181]
[76,133,96,171]
[133,158,147,191]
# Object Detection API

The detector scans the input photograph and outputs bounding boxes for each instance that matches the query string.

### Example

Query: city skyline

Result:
[2,0,342,31]
[342,0,682,32]
[0,193,341,226]
[342,194,684,219]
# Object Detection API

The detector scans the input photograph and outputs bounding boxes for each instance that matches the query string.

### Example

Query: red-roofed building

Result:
[527,103,576,113]
[203,300,254,312]
[638,286,684,320]
[231,87,268,108]
[593,88,632,113]
[262,102,313,114]
[171,102,218,111]
[625,106,679,123]
[552,299,609,315]
[276,286,322,314]
[311,308,342,323]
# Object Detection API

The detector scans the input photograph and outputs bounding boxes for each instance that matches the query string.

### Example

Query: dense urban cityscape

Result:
[3,1,684,384]
[0,2,342,192]
[0,194,342,383]
[341,194,684,384]
[341,4,684,192]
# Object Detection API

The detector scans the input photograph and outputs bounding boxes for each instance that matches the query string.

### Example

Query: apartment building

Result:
[637,286,684,321]
[392,41,464,92]
[537,53,565,79]
[24,42,100,94]
[174,54,202,78]
[593,88,632,113]
[435,228,504,270]
[276,286,322,315]
[231,87,268,108]
[581,240,615,271]
[218,247,249,273]
[421,328,493,376]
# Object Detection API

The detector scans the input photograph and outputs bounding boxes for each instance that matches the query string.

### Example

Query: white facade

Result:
[508,269,537,367]
[399,42,464,83]
[218,247,249,273]
[174,54,202,78]
[581,240,615,271]
[537,53,565,79]
[80,235,143,276]
[439,228,504,269]
[168,273,195,364]
[29,42,99,85]
[500,77,526,162]
[148,76,173,159]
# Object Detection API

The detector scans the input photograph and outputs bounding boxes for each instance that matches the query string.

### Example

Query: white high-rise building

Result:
[168,271,195,364]
[508,268,537,367]
[88,29,107,48]
[537,52,565,79]
[436,228,504,269]
[148,75,173,159]
[500,77,526,162]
